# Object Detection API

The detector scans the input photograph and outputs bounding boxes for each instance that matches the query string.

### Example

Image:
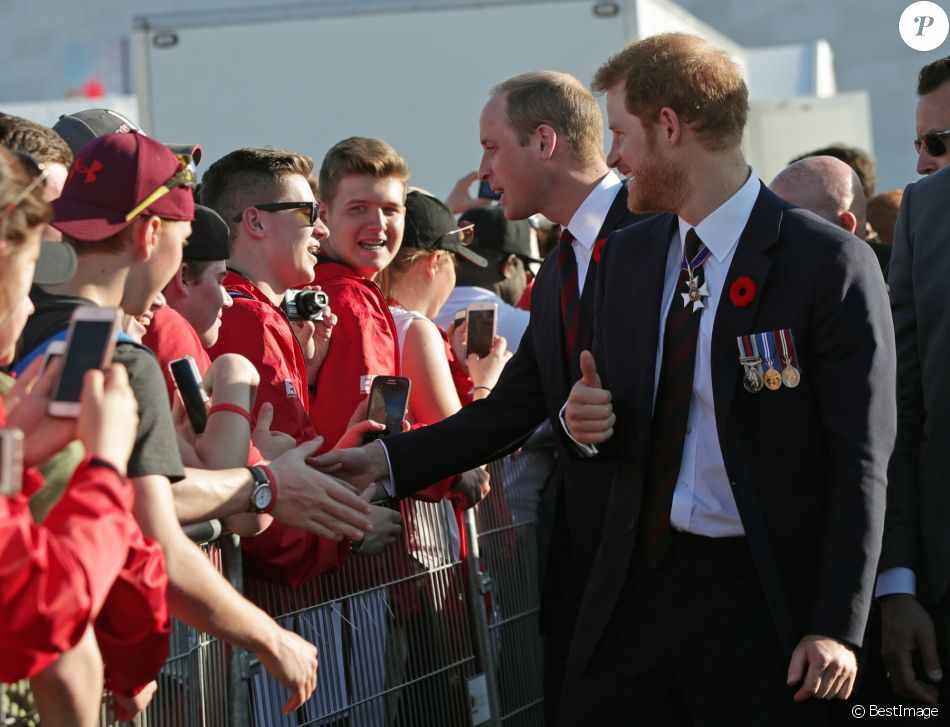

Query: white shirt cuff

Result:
[875,567,916,598]
[558,402,599,457]
[376,440,396,498]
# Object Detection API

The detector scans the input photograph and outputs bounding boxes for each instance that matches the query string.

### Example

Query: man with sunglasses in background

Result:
[877,55,950,710]
[913,57,950,176]
[198,146,375,586]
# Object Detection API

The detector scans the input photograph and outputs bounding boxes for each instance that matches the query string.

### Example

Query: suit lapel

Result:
[710,184,783,445]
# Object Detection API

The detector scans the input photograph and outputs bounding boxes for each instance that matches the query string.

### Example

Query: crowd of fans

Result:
[0,30,944,726]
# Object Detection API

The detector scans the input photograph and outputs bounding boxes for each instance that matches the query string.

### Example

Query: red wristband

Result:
[208,403,254,427]
[260,464,278,514]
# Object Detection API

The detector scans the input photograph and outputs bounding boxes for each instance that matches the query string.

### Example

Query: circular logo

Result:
[852,704,866,719]
[900,2,950,51]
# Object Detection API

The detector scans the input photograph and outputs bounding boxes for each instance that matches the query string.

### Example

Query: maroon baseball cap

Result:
[52,131,194,242]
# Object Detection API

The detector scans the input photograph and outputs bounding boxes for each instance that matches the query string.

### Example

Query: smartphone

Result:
[466,302,497,358]
[0,428,24,497]
[39,340,66,376]
[363,376,411,444]
[168,355,210,435]
[478,179,502,201]
[48,306,121,418]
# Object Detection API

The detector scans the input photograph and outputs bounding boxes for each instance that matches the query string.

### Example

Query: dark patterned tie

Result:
[639,228,708,568]
[557,227,580,361]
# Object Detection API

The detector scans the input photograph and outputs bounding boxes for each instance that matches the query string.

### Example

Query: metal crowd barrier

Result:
[4,450,553,727]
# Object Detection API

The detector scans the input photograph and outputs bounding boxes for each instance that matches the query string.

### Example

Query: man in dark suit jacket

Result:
[561,33,895,725]
[313,70,644,721]
[878,164,950,707]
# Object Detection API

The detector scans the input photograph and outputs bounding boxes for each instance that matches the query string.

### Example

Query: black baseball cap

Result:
[403,191,487,267]
[459,205,541,264]
[184,205,231,261]
[53,108,202,165]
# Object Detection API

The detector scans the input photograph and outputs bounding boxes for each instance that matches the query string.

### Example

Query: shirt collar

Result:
[677,169,760,262]
[566,170,623,251]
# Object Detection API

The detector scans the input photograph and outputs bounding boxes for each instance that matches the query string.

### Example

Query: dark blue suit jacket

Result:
[567,183,896,674]
[384,185,646,602]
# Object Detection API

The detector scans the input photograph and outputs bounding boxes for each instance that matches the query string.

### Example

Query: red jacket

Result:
[309,260,399,451]
[0,396,169,684]
[210,271,345,581]
[210,272,316,444]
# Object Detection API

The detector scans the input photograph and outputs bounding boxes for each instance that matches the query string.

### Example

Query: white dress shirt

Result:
[564,170,761,538]
[660,170,760,537]
[565,170,623,296]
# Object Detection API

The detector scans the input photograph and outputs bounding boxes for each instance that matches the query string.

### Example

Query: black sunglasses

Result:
[232,201,320,226]
[914,128,950,156]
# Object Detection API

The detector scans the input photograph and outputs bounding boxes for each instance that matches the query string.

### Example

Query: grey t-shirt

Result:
[20,287,185,482]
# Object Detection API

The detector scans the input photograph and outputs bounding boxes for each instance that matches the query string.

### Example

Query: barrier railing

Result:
[4,450,553,727]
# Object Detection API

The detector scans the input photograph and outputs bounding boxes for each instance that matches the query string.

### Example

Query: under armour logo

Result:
[69,159,103,183]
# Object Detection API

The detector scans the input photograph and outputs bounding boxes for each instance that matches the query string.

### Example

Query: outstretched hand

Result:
[564,350,615,444]
[307,440,389,492]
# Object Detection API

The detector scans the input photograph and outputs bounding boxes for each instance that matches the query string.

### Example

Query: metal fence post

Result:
[222,532,251,727]
[463,508,502,727]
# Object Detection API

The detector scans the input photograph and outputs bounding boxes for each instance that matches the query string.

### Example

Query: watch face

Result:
[254,484,272,510]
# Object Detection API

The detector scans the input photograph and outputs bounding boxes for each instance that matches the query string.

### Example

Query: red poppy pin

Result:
[592,237,606,263]
[729,276,756,307]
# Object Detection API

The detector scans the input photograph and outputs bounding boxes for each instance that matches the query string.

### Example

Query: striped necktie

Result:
[638,228,709,568]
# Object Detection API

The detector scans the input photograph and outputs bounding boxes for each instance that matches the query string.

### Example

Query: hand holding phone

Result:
[169,355,211,434]
[363,376,411,444]
[49,306,121,418]
[466,303,497,359]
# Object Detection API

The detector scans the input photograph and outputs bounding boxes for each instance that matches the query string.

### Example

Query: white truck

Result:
[130,0,870,196]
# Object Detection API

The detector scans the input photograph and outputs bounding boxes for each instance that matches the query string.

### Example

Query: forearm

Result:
[131,474,280,656]
[162,526,279,655]
[173,467,254,523]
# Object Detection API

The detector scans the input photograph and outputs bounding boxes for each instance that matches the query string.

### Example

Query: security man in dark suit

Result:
[562,33,895,725]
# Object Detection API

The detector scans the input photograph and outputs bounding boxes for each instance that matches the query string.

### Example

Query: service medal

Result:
[742,364,765,394]
[758,332,782,391]
[781,365,801,388]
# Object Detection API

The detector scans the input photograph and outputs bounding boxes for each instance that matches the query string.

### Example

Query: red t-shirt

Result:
[144,304,263,464]
[309,260,400,451]
[143,305,212,406]
[209,272,316,444]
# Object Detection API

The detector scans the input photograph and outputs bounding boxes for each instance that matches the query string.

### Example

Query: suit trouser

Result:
[556,532,830,727]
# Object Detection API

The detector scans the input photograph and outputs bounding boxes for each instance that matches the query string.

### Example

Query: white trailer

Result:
[131,0,744,197]
[130,0,869,197]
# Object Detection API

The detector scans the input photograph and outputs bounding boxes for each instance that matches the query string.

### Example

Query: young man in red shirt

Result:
[310,137,407,448]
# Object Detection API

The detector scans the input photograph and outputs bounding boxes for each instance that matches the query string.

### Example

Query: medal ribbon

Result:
[776,329,800,370]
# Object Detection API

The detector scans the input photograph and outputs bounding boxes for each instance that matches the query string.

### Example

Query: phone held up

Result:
[168,355,211,434]
[0,428,24,497]
[465,302,497,359]
[478,180,502,201]
[48,306,121,418]
[363,376,411,445]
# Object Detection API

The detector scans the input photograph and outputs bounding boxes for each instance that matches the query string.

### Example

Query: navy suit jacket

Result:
[567,184,896,674]
[384,185,645,598]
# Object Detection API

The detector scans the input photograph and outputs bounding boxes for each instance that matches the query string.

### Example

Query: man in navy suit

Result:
[313,70,645,721]
[561,33,895,725]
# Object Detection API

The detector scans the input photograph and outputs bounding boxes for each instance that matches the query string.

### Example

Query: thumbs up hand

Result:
[565,350,615,444]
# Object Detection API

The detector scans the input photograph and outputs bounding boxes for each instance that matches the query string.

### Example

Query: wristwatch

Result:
[248,466,273,514]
